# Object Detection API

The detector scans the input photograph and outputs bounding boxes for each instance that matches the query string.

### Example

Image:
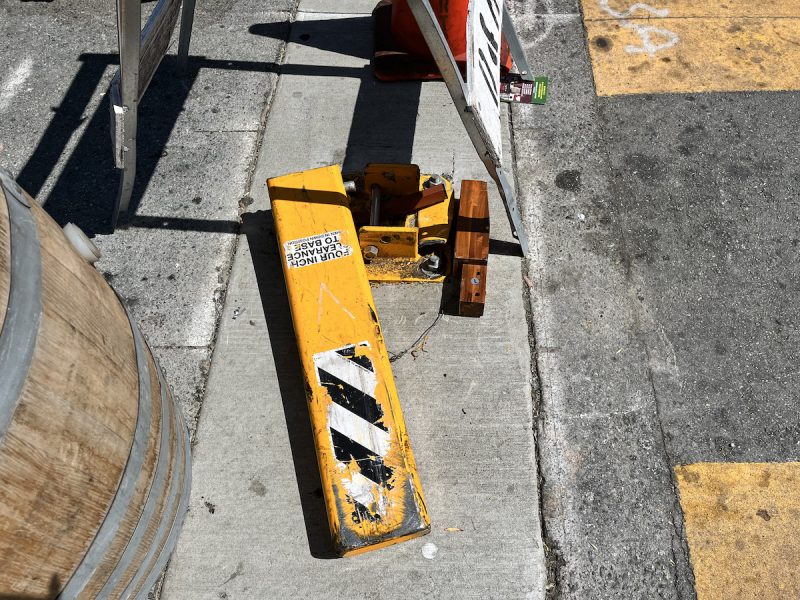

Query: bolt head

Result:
[424,174,443,188]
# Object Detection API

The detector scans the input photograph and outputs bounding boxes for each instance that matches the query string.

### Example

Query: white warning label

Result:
[283,230,353,269]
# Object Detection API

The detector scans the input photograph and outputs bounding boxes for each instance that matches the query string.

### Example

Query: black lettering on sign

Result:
[479,12,499,53]
[479,49,500,107]
[486,0,499,29]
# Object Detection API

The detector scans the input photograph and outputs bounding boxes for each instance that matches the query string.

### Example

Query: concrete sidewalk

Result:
[0,0,292,438]
[161,1,545,598]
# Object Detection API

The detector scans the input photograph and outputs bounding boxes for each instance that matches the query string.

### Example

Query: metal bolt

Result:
[343,180,357,193]
[470,276,480,285]
[423,174,443,188]
[363,245,379,259]
[420,253,443,277]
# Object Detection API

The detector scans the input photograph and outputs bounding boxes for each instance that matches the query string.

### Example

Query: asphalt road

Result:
[510,0,800,597]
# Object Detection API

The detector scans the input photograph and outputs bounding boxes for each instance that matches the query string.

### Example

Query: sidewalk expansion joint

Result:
[193,129,260,134]
[152,345,212,350]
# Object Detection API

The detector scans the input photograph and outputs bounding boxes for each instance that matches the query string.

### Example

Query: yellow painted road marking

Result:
[675,462,800,599]
[581,0,800,95]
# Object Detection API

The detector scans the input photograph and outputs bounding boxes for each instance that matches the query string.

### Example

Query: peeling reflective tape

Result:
[342,471,379,507]
[58,306,153,599]
[315,343,401,527]
[328,401,390,458]
[315,349,377,398]
[0,173,41,443]
[331,428,394,486]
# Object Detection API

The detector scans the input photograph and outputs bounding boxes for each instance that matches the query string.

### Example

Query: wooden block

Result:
[454,180,489,265]
[455,181,489,317]
[459,263,487,317]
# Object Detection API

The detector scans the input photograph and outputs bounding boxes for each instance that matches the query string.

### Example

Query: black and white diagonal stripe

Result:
[314,343,395,520]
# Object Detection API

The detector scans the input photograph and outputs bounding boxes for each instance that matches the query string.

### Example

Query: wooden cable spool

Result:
[0,170,191,599]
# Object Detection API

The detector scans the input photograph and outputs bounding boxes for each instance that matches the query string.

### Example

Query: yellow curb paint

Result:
[580,0,800,95]
[675,462,800,599]
[582,0,800,22]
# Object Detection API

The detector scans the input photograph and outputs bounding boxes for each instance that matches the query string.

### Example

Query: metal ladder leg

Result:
[177,0,197,76]
[502,2,534,81]
[113,0,141,225]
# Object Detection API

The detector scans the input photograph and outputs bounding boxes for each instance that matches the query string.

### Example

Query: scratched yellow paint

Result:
[580,0,800,95]
[675,462,800,599]
[268,166,429,556]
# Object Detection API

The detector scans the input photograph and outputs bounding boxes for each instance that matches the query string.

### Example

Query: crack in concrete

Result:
[508,101,558,599]
[522,258,563,600]
[642,343,698,600]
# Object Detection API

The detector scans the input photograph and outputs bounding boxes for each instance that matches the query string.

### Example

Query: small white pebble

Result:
[577,213,586,221]
[421,542,438,559]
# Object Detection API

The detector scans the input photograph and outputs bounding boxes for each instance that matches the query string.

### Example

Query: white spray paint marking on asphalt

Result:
[597,0,678,56]
[517,0,558,49]
[0,58,33,111]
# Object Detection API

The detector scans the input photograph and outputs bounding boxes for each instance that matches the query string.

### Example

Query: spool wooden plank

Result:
[0,175,190,598]
[454,179,489,265]
[459,263,487,317]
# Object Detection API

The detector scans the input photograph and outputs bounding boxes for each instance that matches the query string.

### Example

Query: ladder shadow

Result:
[15,53,201,235]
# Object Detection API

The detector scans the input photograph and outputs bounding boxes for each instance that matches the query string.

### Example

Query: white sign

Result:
[283,231,353,269]
[467,0,503,157]
[404,0,530,256]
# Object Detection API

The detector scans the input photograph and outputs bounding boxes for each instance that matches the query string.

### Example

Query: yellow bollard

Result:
[268,165,430,556]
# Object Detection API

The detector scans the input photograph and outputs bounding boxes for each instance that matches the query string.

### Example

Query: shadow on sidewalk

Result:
[14,14,428,236]
[241,209,337,560]
[16,53,203,235]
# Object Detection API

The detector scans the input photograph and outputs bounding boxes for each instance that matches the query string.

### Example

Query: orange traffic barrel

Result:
[390,0,469,62]
[373,0,512,80]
